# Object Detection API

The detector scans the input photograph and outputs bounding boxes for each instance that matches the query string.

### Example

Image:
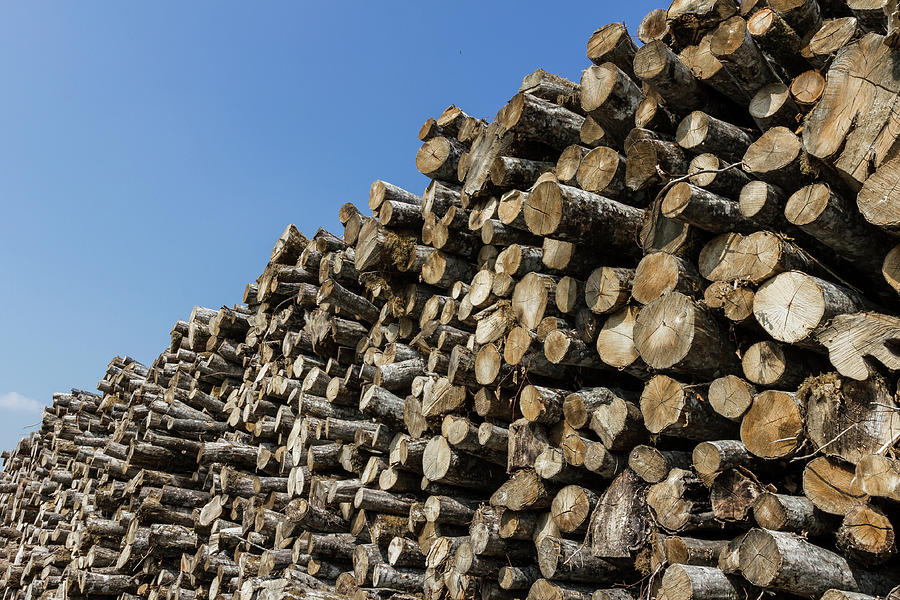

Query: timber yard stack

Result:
[6,1,900,599]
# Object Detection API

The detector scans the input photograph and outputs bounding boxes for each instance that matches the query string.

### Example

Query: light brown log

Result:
[749,82,802,130]
[422,436,499,490]
[742,340,818,389]
[786,183,892,276]
[632,252,703,305]
[662,182,758,233]
[790,68,826,107]
[742,126,807,189]
[550,485,598,534]
[639,8,672,46]
[753,491,833,535]
[589,394,647,451]
[629,445,693,484]
[647,468,716,532]
[676,111,754,162]
[708,375,757,421]
[576,146,646,205]
[753,270,870,345]
[580,63,644,143]
[596,305,648,375]
[634,40,708,113]
[640,375,735,440]
[803,456,870,516]
[585,267,634,315]
[625,138,689,191]
[562,386,632,430]
[855,454,900,502]
[634,292,738,378]
[660,564,747,600]
[816,311,900,380]
[710,15,781,99]
[663,537,729,568]
[586,22,638,77]
[519,69,581,115]
[416,136,464,183]
[740,390,804,458]
[858,158,900,237]
[837,503,896,564]
[680,32,749,101]
[537,536,618,583]
[490,469,555,511]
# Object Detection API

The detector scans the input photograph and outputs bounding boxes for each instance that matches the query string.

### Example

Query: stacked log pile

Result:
[6,1,900,599]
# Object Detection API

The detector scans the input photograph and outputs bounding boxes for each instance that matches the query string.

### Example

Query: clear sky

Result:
[0,1,663,450]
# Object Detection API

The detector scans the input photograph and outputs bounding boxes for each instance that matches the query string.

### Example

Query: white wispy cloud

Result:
[0,392,44,414]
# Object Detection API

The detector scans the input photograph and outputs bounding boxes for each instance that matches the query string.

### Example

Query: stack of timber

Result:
[7,1,900,599]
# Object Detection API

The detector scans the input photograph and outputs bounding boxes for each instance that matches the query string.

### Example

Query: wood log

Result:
[632,252,703,305]
[785,183,893,276]
[741,389,804,458]
[754,270,870,345]
[587,469,651,559]
[855,454,900,502]
[710,15,781,99]
[625,138,689,191]
[739,528,900,598]
[589,395,647,452]
[536,536,619,584]
[596,305,648,376]
[709,468,762,522]
[659,564,748,600]
[523,180,643,251]
[647,468,717,533]
[753,491,833,535]
[580,63,645,145]
[586,22,638,78]
[634,292,738,378]
[803,456,869,515]
[837,503,896,564]
[743,126,808,192]
[769,0,824,38]
[490,469,555,511]
[803,34,900,188]
[640,375,735,440]
[662,182,759,233]
[550,485,598,534]
[799,372,900,465]
[629,445,693,484]
[416,137,464,183]
[634,40,708,114]
[742,340,821,389]
[422,436,500,490]
[576,146,646,206]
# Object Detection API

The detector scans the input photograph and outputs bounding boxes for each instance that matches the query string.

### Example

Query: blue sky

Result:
[0,1,663,450]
